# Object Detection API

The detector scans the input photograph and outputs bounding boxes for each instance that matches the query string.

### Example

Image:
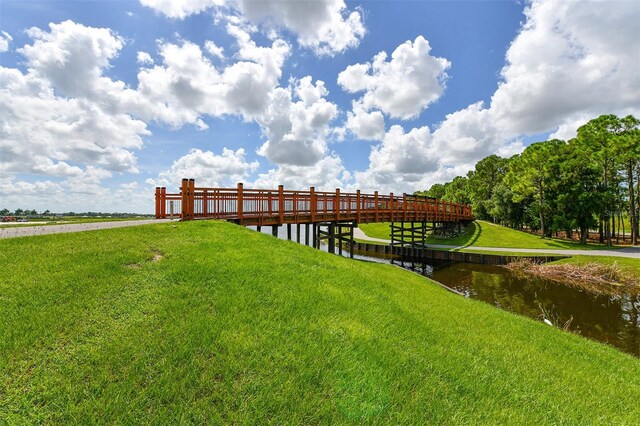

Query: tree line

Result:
[416,114,640,245]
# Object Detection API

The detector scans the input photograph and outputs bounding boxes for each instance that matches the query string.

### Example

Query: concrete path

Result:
[0,219,176,239]
[353,227,640,259]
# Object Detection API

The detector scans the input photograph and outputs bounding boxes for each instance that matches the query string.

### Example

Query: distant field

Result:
[0,217,151,228]
[359,220,618,250]
[1,221,638,423]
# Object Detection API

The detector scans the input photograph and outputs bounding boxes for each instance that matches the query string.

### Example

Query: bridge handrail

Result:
[155,179,473,224]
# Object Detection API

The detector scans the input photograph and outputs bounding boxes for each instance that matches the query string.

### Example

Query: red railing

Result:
[155,179,473,225]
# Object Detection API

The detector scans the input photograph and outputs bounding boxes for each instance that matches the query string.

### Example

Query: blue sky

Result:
[1,0,638,213]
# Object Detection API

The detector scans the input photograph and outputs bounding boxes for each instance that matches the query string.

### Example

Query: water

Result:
[431,263,640,357]
[252,226,640,357]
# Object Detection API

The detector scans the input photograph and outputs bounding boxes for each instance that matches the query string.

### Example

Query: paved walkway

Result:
[353,227,640,259]
[0,219,175,239]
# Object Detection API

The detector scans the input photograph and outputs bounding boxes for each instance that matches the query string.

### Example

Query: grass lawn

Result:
[1,221,639,423]
[359,220,618,250]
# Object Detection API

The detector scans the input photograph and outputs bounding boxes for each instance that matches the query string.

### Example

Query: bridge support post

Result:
[272,225,279,238]
[313,223,317,248]
[305,224,310,246]
[257,225,261,233]
[296,224,300,243]
[391,221,428,269]
[287,223,292,240]
[328,222,335,254]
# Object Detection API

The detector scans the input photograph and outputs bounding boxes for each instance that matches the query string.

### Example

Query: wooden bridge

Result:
[155,179,473,257]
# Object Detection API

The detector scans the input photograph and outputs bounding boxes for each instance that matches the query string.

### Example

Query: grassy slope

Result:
[359,220,616,250]
[1,221,639,424]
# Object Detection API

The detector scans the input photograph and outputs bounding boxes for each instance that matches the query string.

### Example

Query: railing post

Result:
[389,192,394,223]
[160,187,167,218]
[310,187,316,222]
[181,179,189,220]
[155,187,161,218]
[278,185,284,224]
[403,193,407,222]
[335,188,340,220]
[202,189,208,217]
[374,191,379,222]
[356,190,361,223]
[237,182,244,220]
[189,179,195,220]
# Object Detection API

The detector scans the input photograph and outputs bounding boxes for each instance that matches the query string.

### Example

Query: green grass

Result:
[359,220,618,250]
[1,221,639,423]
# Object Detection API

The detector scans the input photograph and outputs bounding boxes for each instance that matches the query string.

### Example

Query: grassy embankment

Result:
[1,221,639,423]
[359,220,638,284]
[359,220,616,250]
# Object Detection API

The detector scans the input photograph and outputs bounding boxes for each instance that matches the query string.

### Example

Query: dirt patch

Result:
[126,250,164,269]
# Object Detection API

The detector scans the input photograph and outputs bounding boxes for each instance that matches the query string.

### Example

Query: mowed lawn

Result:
[359,220,617,250]
[1,221,639,424]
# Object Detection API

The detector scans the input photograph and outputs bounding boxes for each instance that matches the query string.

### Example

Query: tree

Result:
[423,183,446,199]
[467,155,509,222]
[507,140,565,238]
[443,176,471,205]
[577,115,621,246]
[614,115,640,244]
[557,140,602,244]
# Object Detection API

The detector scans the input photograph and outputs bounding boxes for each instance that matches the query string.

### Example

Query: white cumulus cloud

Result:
[353,124,440,193]
[338,36,450,119]
[149,148,259,190]
[137,51,154,65]
[140,0,365,55]
[0,31,13,52]
[256,76,338,166]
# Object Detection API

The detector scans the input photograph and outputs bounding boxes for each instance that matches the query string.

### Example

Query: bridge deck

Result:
[155,179,473,226]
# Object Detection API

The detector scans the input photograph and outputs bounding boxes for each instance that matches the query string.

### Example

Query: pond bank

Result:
[351,241,567,265]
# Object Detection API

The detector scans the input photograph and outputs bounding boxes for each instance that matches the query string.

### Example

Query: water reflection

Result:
[432,263,640,357]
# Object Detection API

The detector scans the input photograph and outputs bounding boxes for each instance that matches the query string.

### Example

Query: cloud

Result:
[135,23,290,127]
[19,20,125,98]
[256,76,338,166]
[204,40,224,59]
[234,0,365,55]
[353,124,440,193]
[140,0,365,55]
[0,66,148,178]
[253,154,350,191]
[345,100,385,140]
[137,51,154,65]
[139,0,223,19]
[149,147,259,190]
[338,36,450,119]
[0,31,13,52]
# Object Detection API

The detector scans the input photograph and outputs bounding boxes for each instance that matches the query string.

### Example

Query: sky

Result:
[1,0,639,213]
